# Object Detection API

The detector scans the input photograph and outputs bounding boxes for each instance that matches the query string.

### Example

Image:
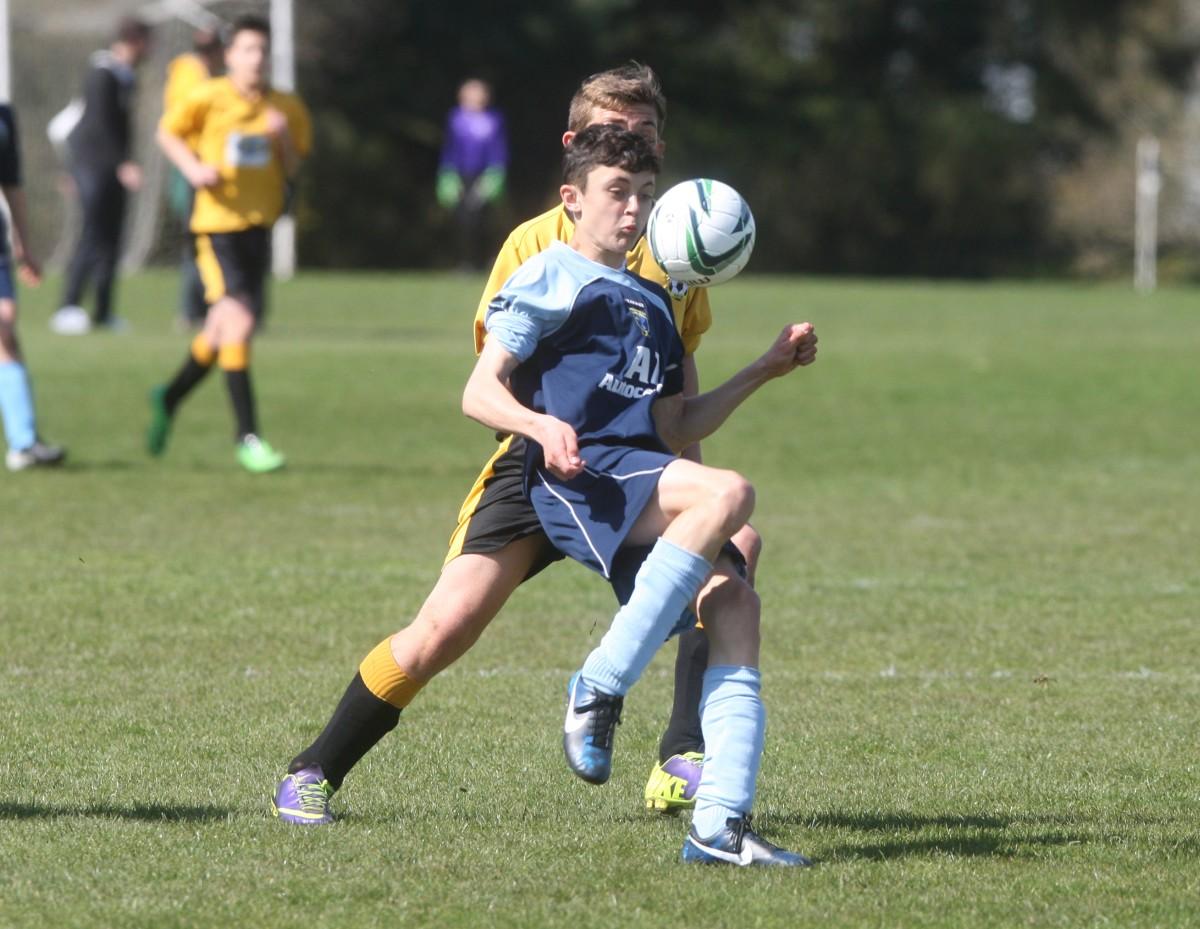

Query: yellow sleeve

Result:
[160,83,210,144]
[678,286,713,355]
[163,55,208,113]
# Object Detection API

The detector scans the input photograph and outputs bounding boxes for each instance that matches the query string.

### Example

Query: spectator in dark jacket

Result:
[52,16,152,335]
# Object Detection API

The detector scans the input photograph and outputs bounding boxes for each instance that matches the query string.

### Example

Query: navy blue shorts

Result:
[529,444,674,581]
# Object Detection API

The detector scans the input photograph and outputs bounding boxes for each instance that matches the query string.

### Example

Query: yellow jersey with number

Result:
[473,205,712,356]
[160,77,312,233]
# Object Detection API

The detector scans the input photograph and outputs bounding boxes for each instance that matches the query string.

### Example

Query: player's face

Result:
[226,29,270,89]
[563,104,665,156]
[568,165,657,264]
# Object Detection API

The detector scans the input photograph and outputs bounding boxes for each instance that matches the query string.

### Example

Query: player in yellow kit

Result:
[274,64,764,824]
[163,27,224,329]
[147,15,311,473]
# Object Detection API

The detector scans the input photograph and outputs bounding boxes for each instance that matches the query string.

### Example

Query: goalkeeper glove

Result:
[436,169,464,208]
[476,166,506,203]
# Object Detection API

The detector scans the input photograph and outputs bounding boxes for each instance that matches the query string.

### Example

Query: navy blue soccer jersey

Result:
[484,241,686,579]
[486,241,684,451]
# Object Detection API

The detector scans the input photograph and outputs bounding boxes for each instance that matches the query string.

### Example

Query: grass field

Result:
[2,271,1198,928]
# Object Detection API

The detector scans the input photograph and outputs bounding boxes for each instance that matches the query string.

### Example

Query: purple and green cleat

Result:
[644,751,703,813]
[272,765,334,825]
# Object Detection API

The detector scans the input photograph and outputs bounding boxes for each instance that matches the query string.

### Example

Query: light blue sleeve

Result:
[484,250,583,361]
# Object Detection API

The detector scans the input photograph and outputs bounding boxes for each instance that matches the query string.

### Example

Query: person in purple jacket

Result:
[437,78,508,270]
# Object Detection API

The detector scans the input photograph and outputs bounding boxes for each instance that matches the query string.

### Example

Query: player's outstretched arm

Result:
[156,126,218,189]
[654,323,817,453]
[462,338,585,480]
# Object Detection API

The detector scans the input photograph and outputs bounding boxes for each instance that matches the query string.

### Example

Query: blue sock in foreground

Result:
[691,665,765,838]
[565,538,711,785]
[683,665,812,867]
[0,361,36,451]
[0,362,36,453]
[579,538,712,696]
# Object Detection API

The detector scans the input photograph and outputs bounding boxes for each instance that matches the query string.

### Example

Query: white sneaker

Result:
[50,305,91,335]
[6,440,66,472]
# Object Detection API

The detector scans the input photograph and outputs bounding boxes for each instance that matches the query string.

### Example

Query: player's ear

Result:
[656,139,666,158]
[560,183,581,212]
[562,131,575,148]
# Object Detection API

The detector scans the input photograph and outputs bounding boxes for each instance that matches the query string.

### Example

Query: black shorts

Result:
[444,435,563,580]
[195,227,269,317]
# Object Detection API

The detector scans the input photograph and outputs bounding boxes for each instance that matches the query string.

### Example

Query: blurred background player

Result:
[436,78,508,271]
[51,16,152,335]
[163,27,225,331]
[272,64,765,826]
[146,15,311,473]
[0,103,65,471]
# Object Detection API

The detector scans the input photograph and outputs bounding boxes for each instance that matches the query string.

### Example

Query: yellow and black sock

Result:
[163,334,216,414]
[218,343,257,440]
[288,638,427,790]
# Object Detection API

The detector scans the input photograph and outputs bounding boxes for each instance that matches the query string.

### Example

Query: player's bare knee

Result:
[698,573,761,644]
[714,472,755,537]
[406,601,491,676]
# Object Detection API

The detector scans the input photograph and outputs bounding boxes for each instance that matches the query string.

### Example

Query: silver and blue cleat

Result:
[563,672,624,785]
[682,814,812,867]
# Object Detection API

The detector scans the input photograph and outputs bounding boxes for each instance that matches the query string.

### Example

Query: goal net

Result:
[10,0,267,273]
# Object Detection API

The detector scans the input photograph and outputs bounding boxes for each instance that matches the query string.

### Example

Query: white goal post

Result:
[1134,135,1160,294]
[269,0,295,280]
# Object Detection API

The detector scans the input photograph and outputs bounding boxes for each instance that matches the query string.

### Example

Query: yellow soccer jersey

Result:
[473,205,712,356]
[160,77,312,233]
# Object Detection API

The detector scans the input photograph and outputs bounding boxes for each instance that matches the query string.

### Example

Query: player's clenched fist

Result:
[758,323,818,379]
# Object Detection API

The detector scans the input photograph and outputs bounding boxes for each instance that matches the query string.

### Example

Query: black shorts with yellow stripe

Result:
[444,435,564,580]
[195,227,269,318]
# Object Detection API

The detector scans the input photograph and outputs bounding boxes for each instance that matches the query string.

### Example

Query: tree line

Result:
[286,0,1199,277]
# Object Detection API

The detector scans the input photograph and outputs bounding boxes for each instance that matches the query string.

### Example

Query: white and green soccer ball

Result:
[646,178,756,287]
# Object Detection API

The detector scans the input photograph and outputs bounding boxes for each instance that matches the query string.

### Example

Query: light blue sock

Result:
[579,537,712,696]
[0,361,36,451]
[691,666,765,839]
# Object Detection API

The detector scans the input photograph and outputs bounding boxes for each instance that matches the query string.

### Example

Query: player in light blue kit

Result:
[0,103,66,472]
[463,124,819,866]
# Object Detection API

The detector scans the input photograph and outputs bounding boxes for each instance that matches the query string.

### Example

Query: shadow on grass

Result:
[763,808,1200,862]
[793,810,1011,831]
[822,832,1079,862]
[0,801,232,822]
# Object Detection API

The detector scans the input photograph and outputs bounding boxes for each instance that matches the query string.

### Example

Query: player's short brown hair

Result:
[562,124,661,188]
[229,14,271,43]
[567,63,666,134]
[115,16,151,45]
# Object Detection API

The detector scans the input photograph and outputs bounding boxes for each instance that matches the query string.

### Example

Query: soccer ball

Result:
[646,179,756,286]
